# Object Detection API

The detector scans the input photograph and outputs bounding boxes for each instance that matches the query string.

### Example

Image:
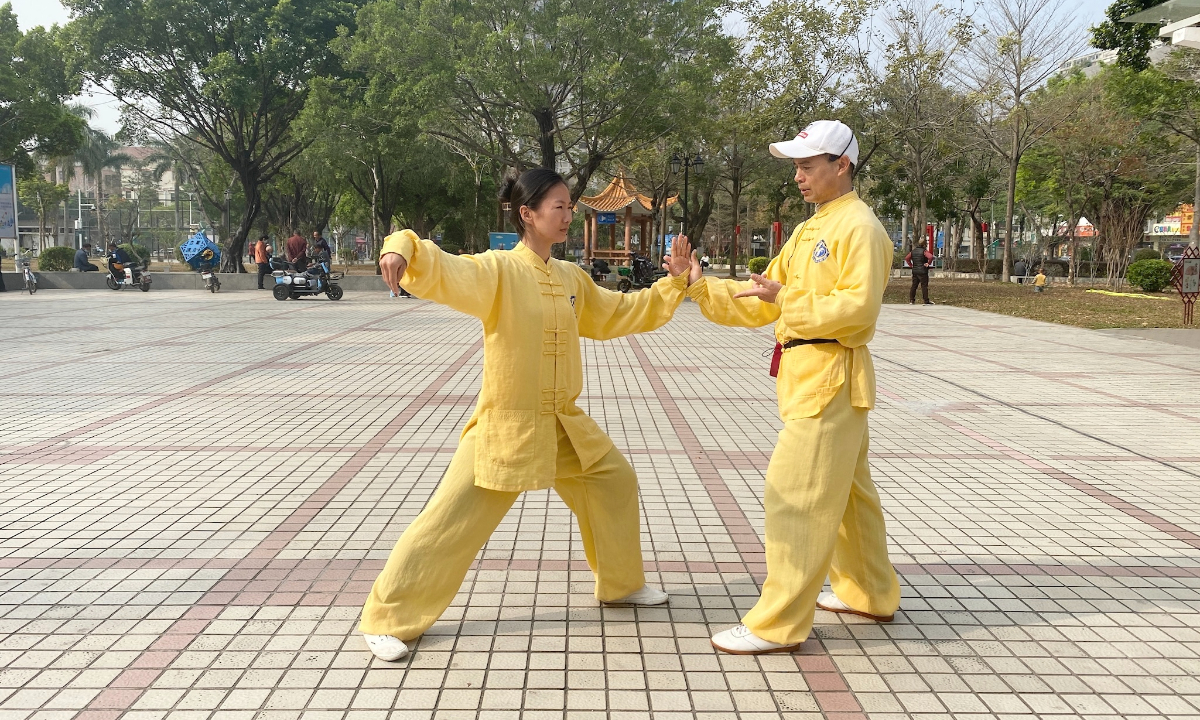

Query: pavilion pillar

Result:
[623,207,633,252]
[583,212,591,260]
[591,213,599,255]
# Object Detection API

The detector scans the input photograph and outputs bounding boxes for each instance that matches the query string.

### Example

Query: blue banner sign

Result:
[597,212,618,225]
[489,232,520,251]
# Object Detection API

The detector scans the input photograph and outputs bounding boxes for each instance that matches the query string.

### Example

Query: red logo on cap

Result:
[798,132,808,138]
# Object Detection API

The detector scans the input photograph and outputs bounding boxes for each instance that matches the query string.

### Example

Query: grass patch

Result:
[885,278,1190,329]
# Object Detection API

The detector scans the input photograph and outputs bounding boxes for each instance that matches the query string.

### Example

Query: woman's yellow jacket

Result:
[382,230,687,492]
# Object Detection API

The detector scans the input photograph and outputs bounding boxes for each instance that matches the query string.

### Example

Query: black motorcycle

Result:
[616,254,666,293]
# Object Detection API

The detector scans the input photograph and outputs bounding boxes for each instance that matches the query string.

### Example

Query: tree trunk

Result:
[1002,130,1019,283]
[1192,142,1200,245]
[533,108,556,170]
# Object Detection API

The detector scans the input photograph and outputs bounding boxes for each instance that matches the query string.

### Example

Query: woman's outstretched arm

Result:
[380,230,500,320]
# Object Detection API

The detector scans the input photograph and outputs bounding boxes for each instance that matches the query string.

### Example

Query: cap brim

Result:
[769,139,825,159]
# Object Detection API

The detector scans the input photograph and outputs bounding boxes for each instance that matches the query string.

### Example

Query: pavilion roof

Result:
[578,175,676,217]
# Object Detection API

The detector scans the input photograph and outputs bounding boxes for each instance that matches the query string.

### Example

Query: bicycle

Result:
[16,252,36,294]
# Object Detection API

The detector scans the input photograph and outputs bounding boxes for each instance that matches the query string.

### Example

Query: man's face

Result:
[793,155,850,205]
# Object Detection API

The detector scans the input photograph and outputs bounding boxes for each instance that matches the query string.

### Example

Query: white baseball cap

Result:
[769,120,859,165]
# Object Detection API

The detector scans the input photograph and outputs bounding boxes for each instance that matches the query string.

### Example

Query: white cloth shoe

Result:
[602,585,669,607]
[710,624,801,655]
[816,591,894,622]
[363,633,410,661]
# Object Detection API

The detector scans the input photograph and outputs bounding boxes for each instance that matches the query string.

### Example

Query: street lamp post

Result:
[670,153,704,239]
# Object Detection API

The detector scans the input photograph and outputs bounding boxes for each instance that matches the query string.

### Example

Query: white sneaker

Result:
[816,591,894,622]
[710,624,800,655]
[363,633,410,661]
[602,585,669,607]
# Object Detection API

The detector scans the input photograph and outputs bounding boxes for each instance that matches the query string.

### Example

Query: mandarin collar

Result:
[813,191,859,218]
[513,241,553,274]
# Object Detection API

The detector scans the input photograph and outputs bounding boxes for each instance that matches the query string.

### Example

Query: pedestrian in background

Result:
[253,235,271,289]
[74,243,99,272]
[905,243,934,305]
[286,230,307,272]
[1014,258,1027,284]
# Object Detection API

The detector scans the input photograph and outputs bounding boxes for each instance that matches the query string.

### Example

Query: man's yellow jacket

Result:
[686,191,893,420]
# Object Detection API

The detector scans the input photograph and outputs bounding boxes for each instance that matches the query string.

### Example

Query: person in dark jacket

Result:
[106,242,131,281]
[1014,259,1028,284]
[74,243,99,271]
[904,244,934,305]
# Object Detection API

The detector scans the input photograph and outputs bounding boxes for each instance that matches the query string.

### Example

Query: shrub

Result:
[747,256,769,274]
[337,248,357,265]
[1126,259,1174,293]
[985,259,1004,275]
[1133,248,1161,262]
[1041,260,1068,277]
[120,243,151,266]
[39,246,74,271]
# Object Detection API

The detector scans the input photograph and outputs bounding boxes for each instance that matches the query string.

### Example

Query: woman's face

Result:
[522,183,574,244]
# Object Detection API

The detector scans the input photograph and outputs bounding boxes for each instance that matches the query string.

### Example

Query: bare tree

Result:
[961,0,1086,281]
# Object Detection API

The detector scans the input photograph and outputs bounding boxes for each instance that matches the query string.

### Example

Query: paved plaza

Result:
[2,289,1199,720]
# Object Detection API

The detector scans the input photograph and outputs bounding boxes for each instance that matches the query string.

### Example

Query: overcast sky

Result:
[11,0,1119,137]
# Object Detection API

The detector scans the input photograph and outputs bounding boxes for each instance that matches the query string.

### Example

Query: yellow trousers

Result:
[741,382,900,645]
[359,423,645,640]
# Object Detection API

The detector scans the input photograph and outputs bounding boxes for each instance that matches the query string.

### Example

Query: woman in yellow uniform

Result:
[361,168,694,661]
[686,121,901,654]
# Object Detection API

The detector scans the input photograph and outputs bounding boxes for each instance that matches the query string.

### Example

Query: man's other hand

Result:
[733,273,783,304]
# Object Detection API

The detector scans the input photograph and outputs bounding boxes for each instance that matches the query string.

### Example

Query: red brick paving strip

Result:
[79,337,483,717]
[625,336,864,720]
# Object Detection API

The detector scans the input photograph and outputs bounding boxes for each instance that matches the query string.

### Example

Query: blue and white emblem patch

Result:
[812,239,830,263]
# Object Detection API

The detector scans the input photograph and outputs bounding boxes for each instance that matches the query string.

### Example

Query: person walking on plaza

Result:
[905,242,934,304]
[74,243,99,272]
[285,230,307,271]
[253,235,271,289]
[361,168,696,662]
[683,120,900,655]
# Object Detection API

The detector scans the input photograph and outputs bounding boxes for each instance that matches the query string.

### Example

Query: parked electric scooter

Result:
[272,256,343,301]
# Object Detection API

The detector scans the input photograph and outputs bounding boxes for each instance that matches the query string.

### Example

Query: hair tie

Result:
[501,202,512,211]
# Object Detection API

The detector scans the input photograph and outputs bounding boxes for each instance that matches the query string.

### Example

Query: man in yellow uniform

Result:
[688,120,901,654]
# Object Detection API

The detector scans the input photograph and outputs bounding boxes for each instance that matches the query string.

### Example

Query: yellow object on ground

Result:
[362,231,685,641]
[382,230,687,492]
[360,423,645,640]
[687,190,899,643]
[1085,288,1172,300]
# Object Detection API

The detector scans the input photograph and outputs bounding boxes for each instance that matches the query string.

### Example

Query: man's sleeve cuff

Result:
[685,277,709,300]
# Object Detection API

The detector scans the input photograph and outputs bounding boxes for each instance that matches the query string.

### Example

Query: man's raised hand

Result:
[663,235,693,279]
[380,252,408,296]
[733,273,783,304]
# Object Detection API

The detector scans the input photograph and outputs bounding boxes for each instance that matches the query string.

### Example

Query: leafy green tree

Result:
[65,0,361,270]
[1111,48,1200,245]
[1091,0,1161,72]
[348,0,730,200]
[16,176,69,250]
[0,6,84,172]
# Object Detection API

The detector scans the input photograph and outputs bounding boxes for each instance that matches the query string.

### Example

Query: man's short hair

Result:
[82,242,92,248]
[259,235,268,240]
